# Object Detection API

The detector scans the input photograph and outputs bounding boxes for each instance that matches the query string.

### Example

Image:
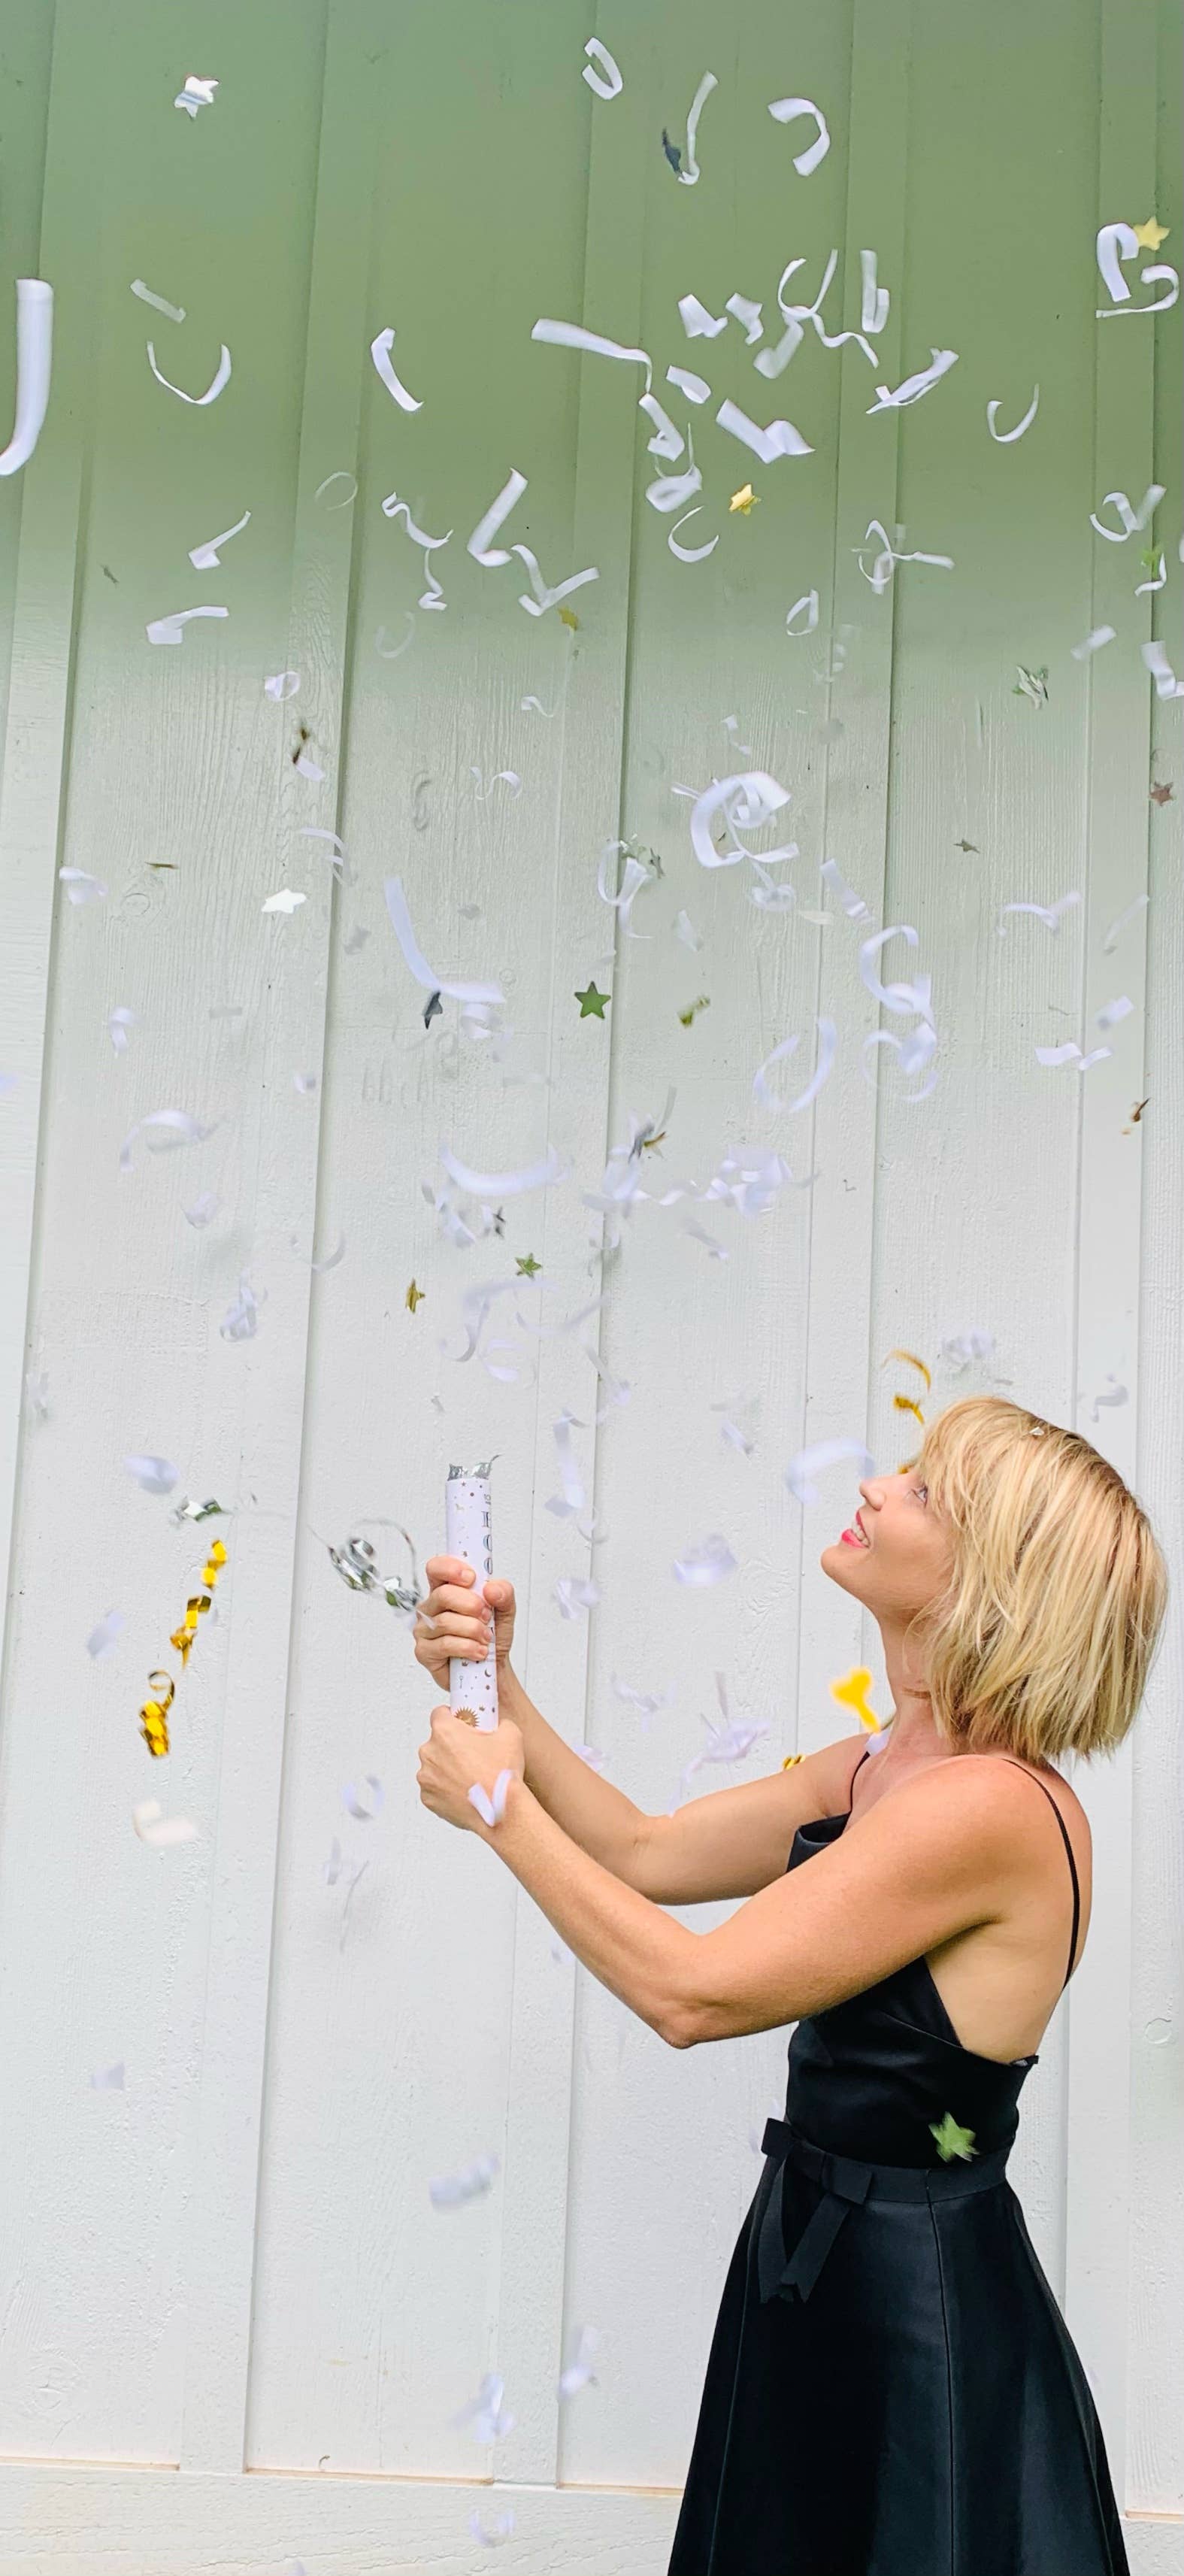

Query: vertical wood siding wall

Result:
[0,1,1179,2568]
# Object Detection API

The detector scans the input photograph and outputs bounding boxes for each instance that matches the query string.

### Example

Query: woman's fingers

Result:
[414,1607,491,1664]
[424,1555,476,1590]
[422,1581,491,1621]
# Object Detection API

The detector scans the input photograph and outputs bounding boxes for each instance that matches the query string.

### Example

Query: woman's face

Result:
[820,1464,955,1629]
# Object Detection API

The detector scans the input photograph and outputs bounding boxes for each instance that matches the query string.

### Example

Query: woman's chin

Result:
[820,1538,865,1590]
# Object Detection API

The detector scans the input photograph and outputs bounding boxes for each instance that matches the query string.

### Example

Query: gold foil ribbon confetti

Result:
[829,1665,882,1734]
[138,1541,229,1756]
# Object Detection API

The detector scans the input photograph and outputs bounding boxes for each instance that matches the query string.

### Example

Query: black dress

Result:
[668,1750,1129,2576]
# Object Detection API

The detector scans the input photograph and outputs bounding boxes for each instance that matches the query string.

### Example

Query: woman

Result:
[414,1396,1167,2575]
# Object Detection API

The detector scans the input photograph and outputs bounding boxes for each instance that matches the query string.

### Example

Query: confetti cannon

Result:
[445,1463,498,1729]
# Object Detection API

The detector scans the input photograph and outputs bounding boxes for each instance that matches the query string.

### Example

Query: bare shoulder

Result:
[856,1750,1092,1898]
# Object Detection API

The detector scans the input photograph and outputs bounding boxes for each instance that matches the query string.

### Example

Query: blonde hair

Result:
[906,1396,1167,1762]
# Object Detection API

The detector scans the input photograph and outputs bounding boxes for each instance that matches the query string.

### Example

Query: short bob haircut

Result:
[905,1396,1167,1764]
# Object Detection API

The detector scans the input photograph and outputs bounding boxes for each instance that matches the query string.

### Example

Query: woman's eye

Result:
[914,1480,928,1503]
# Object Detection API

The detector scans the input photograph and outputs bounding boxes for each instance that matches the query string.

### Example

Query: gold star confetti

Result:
[678,994,710,1026]
[406,1279,425,1312]
[829,1666,882,1735]
[516,1253,542,1278]
[930,2112,978,2164]
[728,483,759,514]
[558,605,580,632]
[575,980,610,1019]
[1133,216,1169,252]
[954,838,979,853]
[1150,780,1175,806]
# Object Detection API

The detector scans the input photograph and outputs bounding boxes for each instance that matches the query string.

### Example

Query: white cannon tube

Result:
[444,1465,498,1728]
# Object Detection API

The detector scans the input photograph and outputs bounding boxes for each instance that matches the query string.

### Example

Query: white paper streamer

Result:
[440,1145,568,1197]
[767,94,831,176]
[998,891,1082,935]
[668,506,718,562]
[531,316,652,390]
[986,385,1040,443]
[725,292,764,345]
[667,364,712,403]
[674,71,718,185]
[188,509,250,569]
[1096,221,1139,304]
[59,868,107,905]
[146,603,228,646]
[1095,994,1134,1031]
[689,770,792,871]
[756,1015,837,1113]
[1035,1041,1111,1071]
[469,2510,516,2548]
[314,471,356,508]
[1070,625,1116,659]
[646,429,701,513]
[819,856,871,920]
[858,924,932,1020]
[1090,484,1164,541]
[677,293,728,340]
[264,669,300,699]
[0,278,51,478]
[86,1610,126,1659]
[582,37,622,98]
[430,2153,499,2209]
[513,543,598,617]
[453,2374,514,2444]
[859,250,889,334]
[119,1108,215,1171]
[342,1774,384,1821]
[672,1534,737,1586]
[559,2326,600,2398]
[261,887,305,914]
[132,278,184,323]
[555,1577,600,1620]
[786,1438,874,1505]
[638,392,685,459]
[467,467,528,566]
[868,347,958,414]
[371,325,422,413]
[134,1799,198,1847]
[1141,641,1184,699]
[855,517,953,589]
[220,1273,265,1341]
[384,878,503,1004]
[1135,553,1166,596]
[715,398,812,462]
[123,1454,179,1496]
[1102,892,1149,953]
[785,588,819,635]
[89,2062,126,2090]
[146,339,231,405]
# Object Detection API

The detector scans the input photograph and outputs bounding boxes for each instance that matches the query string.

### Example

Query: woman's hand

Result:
[413,1556,517,1690]
[416,1705,526,1833]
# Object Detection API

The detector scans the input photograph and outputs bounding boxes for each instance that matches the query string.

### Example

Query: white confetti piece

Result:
[531,316,652,389]
[554,1576,600,1620]
[1090,484,1164,542]
[310,1231,347,1271]
[646,435,702,514]
[613,1674,676,1728]
[939,1329,995,1370]
[441,1144,567,1197]
[767,92,831,177]
[854,517,954,591]
[174,74,217,116]
[725,291,764,345]
[639,392,685,459]
[668,505,718,563]
[859,250,890,334]
[342,1774,384,1821]
[468,1768,514,1827]
[89,2062,125,2090]
[677,293,727,340]
[470,765,522,802]
[868,348,958,414]
[375,617,416,660]
[294,750,325,780]
[1070,625,1116,659]
[1102,892,1149,953]
[467,466,528,565]
[386,877,502,1008]
[862,1025,937,1099]
[469,2509,516,2548]
[220,1274,265,1340]
[314,471,357,508]
[674,907,703,948]
[673,70,718,185]
[183,1191,223,1227]
[86,1610,125,1659]
[146,339,232,406]
[261,887,306,914]
[264,669,300,699]
[559,2325,600,2398]
[107,1007,136,1052]
[513,541,599,617]
[582,36,622,98]
[370,324,422,414]
[986,385,1039,443]
[1034,1040,1111,1071]
[119,1108,215,1170]
[786,1438,874,1506]
[131,278,185,323]
[25,1369,50,1421]
[188,508,250,570]
[453,2374,514,2444]
[59,867,107,904]
[1095,994,1134,1030]
[147,604,228,646]
[133,1799,198,1846]
[1089,1374,1128,1423]
[429,2153,499,2209]
[785,588,819,636]
[667,363,712,403]
[755,1016,837,1113]
[858,924,932,1020]
[1141,641,1184,699]
[819,856,870,920]
[1135,553,1166,596]
[299,826,348,880]
[688,769,793,873]
[672,1534,737,1587]
[715,397,813,462]
[998,890,1082,935]
[1096,221,1139,305]
[123,1454,179,1496]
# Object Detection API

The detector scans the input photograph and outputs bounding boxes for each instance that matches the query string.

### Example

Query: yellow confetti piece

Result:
[728,483,759,514]
[1133,215,1169,251]
[558,605,580,631]
[406,1278,425,1312]
[883,1346,931,1390]
[892,1394,926,1429]
[138,1543,229,1756]
[781,1752,804,1769]
[829,1665,882,1733]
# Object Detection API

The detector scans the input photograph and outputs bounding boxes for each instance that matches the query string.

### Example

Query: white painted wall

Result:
[0,0,1180,2568]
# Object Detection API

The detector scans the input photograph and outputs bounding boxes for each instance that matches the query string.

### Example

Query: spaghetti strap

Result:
[999,1759,1082,1990]
[846,1744,874,1812]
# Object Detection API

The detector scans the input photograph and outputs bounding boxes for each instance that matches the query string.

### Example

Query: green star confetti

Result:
[930,2111,978,2164]
[575,980,610,1019]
